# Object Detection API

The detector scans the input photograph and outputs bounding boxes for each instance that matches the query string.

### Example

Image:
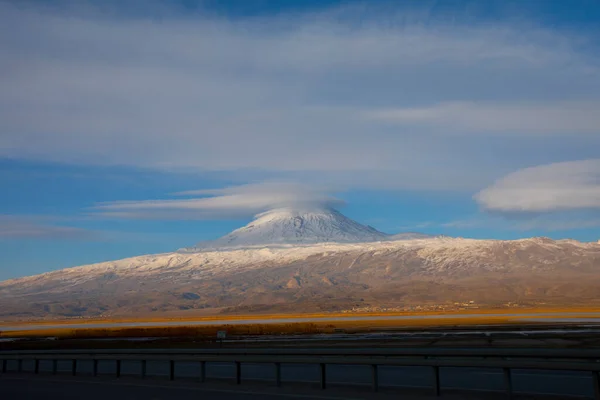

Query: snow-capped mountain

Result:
[181,207,390,251]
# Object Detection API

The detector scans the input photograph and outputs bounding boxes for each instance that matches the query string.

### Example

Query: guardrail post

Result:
[2,359,6,374]
[593,371,600,400]
[141,360,147,379]
[275,362,281,387]
[52,360,57,375]
[93,359,98,377]
[34,359,39,374]
[116,360,121,378]
[17,359,22,373]
[432,366,441,396]
[170,360,175,381]
[503,368,513,400]
[72,359,77,376]
[320,363,327,390]
[235,361,241,384]
[371,364,378,392]
[200,361,206,383]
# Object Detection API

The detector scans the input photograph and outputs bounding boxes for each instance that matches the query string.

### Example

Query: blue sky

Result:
[1,0,600,280]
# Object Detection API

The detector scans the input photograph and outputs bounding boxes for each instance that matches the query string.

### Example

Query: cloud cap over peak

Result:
[93,181,344,220]
[475,159,600,213]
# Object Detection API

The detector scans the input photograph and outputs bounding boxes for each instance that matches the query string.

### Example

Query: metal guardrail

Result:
[1,348,600,399]
[5,347,600,357]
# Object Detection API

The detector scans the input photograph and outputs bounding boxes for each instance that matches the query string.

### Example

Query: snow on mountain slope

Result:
[3,204,600,320]
[4,236,597,290]
[182,207,390,251]
[2,236,600,319]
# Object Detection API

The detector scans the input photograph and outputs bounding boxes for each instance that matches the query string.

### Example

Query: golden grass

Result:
[2,306,599,340]
[3,305,600,328]
[1,314,585,339]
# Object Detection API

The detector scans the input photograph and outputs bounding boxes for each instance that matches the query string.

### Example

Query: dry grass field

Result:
[2,307,600,340]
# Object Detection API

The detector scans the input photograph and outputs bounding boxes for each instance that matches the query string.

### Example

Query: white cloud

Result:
[92,181,344,219]
[1,2,599,191]
[475,159,600,212]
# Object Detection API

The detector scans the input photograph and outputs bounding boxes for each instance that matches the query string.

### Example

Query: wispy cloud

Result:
[516,217,600,232]
[92,181,343,220]
[415,214,600,234]
[367,101,600,134]
[0,215,95,240]
[1,2,599,191]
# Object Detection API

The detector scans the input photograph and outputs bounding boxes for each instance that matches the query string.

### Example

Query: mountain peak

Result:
[181,206,389,251]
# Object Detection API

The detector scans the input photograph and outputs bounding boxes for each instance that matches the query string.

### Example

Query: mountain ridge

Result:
[1,235,599,320]
[1,207,599,320]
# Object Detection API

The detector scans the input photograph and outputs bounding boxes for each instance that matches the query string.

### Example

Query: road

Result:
[1,358,594,398]
[0,374,584,400]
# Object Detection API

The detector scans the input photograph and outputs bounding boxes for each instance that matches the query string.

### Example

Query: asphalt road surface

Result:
[0,375,587,400]
[1,358,594,398]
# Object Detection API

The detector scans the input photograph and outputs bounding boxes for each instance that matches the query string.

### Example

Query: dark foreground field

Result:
[3,322,600,351]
